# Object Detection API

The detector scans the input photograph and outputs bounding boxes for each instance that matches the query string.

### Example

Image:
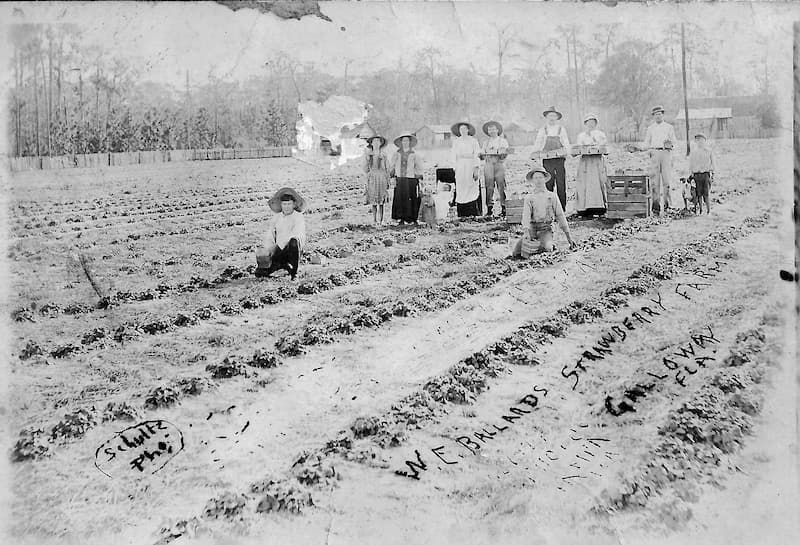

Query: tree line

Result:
[8,22,777,158]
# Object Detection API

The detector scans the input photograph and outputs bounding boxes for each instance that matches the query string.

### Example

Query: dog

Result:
[681,176,698,213]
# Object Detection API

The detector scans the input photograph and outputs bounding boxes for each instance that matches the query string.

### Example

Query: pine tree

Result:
[261,101,291,146]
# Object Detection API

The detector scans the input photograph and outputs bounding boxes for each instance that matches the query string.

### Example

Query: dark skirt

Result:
[392,177,421,222]
[456,197,481,218]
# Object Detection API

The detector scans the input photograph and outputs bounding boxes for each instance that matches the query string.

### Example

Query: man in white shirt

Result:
[643,105,678,212]
[255,188,307,280]
[532,106,570,211]
[481,120,510,217]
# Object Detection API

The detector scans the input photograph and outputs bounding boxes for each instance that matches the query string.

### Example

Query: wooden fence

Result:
[7,146,294,172]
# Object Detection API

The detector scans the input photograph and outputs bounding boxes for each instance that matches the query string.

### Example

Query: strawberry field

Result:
[6,139,797,545]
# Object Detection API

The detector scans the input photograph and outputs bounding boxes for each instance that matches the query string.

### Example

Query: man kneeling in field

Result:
[512,166,576,257]
[255,187,307,280]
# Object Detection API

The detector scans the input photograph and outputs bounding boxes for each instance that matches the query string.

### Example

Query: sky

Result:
[0,1,796,93]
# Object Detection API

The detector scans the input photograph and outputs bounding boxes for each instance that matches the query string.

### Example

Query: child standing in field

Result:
[513,166,577,256]
[689,132,715,214]
[364,135,390,227]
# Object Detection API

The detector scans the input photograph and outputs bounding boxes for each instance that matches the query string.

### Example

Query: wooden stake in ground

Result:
[292,155,326,169]
[78,252,106,300]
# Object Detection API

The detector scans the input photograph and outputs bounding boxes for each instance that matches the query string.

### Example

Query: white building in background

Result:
[295,95,372,168]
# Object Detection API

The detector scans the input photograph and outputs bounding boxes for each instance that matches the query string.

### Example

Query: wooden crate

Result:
[571,144,608,156]
[530,148,567,160]
[606,175,651,219]
[506,198,524,225]
[614,168,648,176]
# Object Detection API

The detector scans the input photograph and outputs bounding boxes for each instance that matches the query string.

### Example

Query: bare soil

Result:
[5,139,796,545]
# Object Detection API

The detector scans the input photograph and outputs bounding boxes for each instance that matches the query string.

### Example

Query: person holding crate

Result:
[573,113,609,217]
[512,165,577,257]
[480,120,509,218]
[644,105,678,213]
[532,106,570,211]
[450,122,483,217]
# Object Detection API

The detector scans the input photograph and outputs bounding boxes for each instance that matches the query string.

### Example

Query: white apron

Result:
[451,136,481,204]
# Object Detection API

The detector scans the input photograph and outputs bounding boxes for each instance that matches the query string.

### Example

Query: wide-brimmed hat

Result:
[268,187,306,213]
[482,120,503,135]
[542,106,562,120]
[651,105,665,115]
[694,132,707,140]
[393,133,418,148]
[583,113,599,124]
[366,135,387,148]
[526,165,552,182]
[451,122,476,136]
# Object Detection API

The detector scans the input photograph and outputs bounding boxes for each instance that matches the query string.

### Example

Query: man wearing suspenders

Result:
[532,106,570,211]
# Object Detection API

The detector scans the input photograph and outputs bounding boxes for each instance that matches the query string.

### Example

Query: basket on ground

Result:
[520,236,539,258]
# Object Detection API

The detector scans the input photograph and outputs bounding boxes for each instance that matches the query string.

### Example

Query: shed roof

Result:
[684,95,770,117]
[674,108,732,120]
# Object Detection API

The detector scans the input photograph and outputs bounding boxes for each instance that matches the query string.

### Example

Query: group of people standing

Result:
[532,105,609,217]
[362,122,509,227]
[253,103,717,280]
[361,105,615,229]
[445,106,612,220]
[363,133,424,226]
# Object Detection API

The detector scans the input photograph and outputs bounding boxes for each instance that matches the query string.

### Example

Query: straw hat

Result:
[482,120,503,136]
[583,113,599,124]
[526,165,552,182]
[542,106,563,119]
[694,132,707,140]
[451,122,476,136]
[651,105,665,115]
[393,133,418,148]
[268,187,306,213]
[366,135,387,148]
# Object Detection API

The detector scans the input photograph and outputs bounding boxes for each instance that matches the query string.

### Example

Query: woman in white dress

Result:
[574,113,609,217]
[450,122,482,217]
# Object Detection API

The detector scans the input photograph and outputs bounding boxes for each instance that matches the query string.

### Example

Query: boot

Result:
[255,262,279,278]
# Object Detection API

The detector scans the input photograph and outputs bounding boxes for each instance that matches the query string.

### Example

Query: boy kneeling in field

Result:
[512,166,577,257]
[255,187,307,280]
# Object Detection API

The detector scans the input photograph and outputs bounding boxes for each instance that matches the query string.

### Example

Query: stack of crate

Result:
[505,197,525,225]
[606,169,651,219]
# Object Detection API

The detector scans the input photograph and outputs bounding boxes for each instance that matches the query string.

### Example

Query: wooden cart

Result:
[606,170,651,219]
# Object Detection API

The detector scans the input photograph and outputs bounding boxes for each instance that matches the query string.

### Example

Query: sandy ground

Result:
[4,138,797,545]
